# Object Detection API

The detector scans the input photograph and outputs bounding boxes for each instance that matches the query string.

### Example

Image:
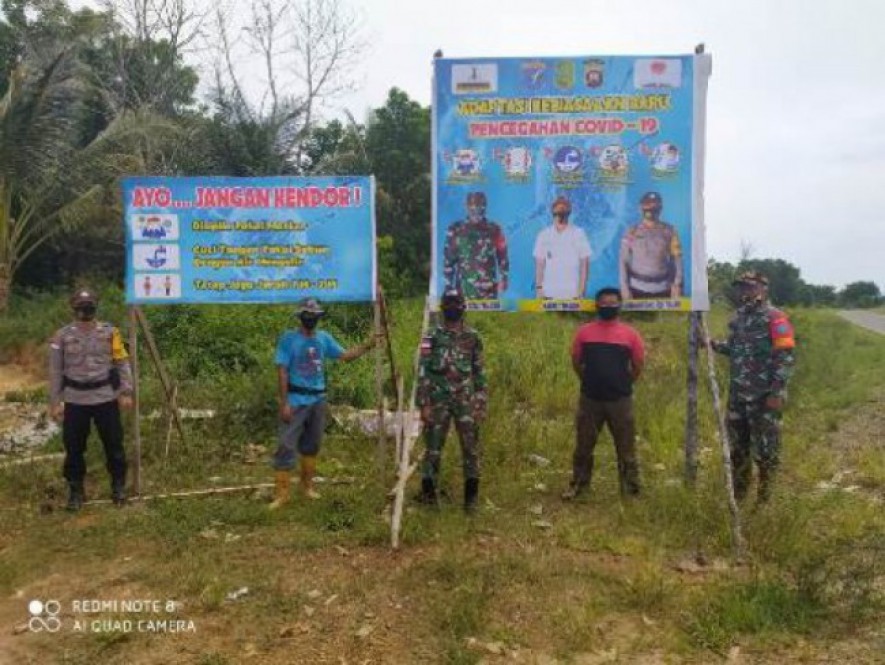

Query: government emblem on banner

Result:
[521,61,547,90]
[645,142,681,177]
[446,148,483,183]
[594,144,631,185]
[583,59,604,88]
[495,146,533,181]
[634,58,682,89]
[548,145,584,186]
[555,61,575,90]
[452,63,498,94]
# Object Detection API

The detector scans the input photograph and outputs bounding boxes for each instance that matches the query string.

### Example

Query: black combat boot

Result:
[66,483,84,512]
[419,477,438,507]
[618,460,641,498]
[464,478,479,515]
[111,476,127,507]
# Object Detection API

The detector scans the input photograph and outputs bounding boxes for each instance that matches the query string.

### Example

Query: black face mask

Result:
[300,314,320,330]
[598,306,620,321]
[442,308,464,323]
[74,305,97,321]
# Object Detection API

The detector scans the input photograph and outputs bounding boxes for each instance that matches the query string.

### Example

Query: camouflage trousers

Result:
[727,396,782,500]
[421,400,482,482]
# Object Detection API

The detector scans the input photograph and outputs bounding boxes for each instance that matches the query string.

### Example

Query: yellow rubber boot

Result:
[269,471,291,509]
[300,456,321,500]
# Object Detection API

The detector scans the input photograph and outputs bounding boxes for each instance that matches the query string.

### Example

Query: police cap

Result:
[640,191,663,208]
[70,288,98,308]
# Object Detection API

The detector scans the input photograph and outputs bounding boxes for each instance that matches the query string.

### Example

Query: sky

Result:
[74,0,885,289]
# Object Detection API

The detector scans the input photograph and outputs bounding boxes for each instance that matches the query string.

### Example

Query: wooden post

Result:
[378,288,401,463]
[700,314,746,560]
[128,307,142,496]
[685,312,700,484]
[391,298,432,549]
[374,291,386,479]
[133,307,185,445]
[165,384,178,459]
[378,289,400,396]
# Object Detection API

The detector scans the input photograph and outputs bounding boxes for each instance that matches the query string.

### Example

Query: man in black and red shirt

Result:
[563,287,646,500]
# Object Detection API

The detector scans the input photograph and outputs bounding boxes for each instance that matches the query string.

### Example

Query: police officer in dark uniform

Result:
[49,289,133,511]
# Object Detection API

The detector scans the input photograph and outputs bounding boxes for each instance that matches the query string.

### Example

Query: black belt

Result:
[64,376,111,390]
[628,269,670,282]
[287,384,326,396]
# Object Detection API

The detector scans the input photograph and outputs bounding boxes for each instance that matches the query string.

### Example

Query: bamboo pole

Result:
[134,307,185,445]
[700,314,747,561]
[374,292,386,479]
[391,298,432,549]
[685,312,700,484]
[0,453,64,469]
[129,307,142,496]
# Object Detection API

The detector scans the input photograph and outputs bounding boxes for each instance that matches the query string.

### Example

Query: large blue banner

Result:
[123,176,376,304]
[432,54,712,311]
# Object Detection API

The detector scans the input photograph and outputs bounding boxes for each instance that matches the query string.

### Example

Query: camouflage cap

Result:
[295,298,325,315]
[733,271,769,286]
[466,191,487,206]
[70,288,98,307]
[440,289,466,310]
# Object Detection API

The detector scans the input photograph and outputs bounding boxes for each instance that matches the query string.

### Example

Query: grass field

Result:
[1,296,883,663]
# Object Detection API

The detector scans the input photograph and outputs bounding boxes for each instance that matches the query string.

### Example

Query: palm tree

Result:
[0,52,177,311]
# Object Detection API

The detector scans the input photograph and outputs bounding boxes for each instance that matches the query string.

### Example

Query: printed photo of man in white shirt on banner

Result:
[533,196,592,300]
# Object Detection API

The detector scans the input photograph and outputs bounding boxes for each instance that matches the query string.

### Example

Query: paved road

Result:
[839,310,885,335]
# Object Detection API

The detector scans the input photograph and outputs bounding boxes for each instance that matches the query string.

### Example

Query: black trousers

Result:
[62,401,126,485]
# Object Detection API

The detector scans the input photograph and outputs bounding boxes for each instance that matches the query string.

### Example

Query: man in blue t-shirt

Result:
[270,298,377,508]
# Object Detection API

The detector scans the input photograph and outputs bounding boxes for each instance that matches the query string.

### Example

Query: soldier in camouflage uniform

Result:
[619,192,683,300]
[49,289,134,511]
[417,290,488,513]
[712,272,796,503]
[443,191,509,300]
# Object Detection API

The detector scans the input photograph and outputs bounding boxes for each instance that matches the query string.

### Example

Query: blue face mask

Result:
[442,308,464,323]
[598,305,620,321]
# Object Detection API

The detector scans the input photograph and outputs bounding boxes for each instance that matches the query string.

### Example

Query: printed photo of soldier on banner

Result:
[431,54,713,312]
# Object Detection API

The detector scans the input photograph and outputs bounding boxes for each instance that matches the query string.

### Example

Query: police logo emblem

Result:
[583,59,604,88]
